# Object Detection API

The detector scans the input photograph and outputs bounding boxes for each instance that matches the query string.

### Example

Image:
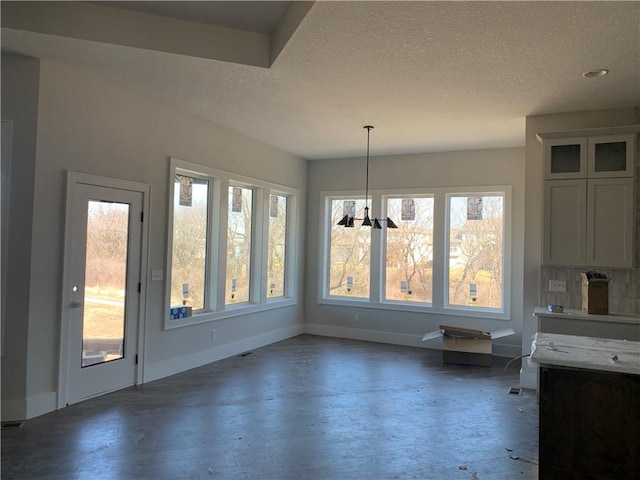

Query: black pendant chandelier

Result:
[337,125,398,229]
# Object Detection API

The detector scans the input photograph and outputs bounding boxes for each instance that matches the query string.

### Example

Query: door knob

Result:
[70,300,83,309]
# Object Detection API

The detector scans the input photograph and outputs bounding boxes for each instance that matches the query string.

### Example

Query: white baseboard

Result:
[304,323,427,348]
[304,323,522,359]
[143,324,304,383]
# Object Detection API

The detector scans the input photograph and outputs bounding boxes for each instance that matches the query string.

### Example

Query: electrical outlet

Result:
[211,329,217,340]
[354,313,360,322]
[549,280,566,292]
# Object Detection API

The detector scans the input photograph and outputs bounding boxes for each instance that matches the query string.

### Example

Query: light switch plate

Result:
[151,270,163,281]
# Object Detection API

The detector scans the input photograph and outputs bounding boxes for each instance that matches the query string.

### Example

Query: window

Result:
[319,187,510,319]
[446,193,505,310]
[170,174,209,310]
[166,158,299,328]
[384,196,434,304]
[327,198,370,299]
[267,194,288,298]
[226,186,253,304]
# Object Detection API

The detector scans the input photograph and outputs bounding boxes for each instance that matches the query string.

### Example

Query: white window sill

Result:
[318,297,509,320]
[164,298,298,330]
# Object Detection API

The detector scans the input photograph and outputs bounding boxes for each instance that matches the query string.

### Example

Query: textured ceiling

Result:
[2,1,639,160]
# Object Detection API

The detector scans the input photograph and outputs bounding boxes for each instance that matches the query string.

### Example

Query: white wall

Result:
[520,107,639,389]
[305,147,525,358]
[6,58,307,419]
[1,54,40,420]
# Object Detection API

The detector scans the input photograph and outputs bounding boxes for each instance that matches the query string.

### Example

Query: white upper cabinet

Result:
[539,126,638,268]
[541,129,636,180]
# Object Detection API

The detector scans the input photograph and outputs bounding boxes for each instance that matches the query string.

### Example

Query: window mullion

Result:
[380,195,389,302]
[319,194,331,299]
[252,187,267,304]
[217,177,230,310]
[206,176,221,312]
[284,194,297,299]
[431,191,447,309]
[369,191,383,303]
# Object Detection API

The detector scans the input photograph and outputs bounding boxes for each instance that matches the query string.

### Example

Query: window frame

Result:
[266,192,291,300]
[225,182,255,307]
[443,189,511,317]
[320,192,373,304]
[168,168,217,314]
[318,186,511,320]
[165,157,299,329]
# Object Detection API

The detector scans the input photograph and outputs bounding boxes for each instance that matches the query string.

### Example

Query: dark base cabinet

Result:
[539,366,640,479]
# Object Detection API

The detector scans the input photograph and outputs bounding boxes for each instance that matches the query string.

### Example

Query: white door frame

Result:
[58,171,150,408]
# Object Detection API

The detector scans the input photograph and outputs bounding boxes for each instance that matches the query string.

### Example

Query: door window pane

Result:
[170,175,209,310]
[268,194,287,298]
[384,196,434,303]
[447,194,504,309]
[328,198,370,298]
[227,186,253,304]
[83,201,129,367]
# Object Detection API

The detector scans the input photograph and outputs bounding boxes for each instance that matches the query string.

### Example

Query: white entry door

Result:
[60,173,148,406]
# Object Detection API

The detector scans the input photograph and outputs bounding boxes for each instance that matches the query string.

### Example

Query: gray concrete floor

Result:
[2,334,538,479]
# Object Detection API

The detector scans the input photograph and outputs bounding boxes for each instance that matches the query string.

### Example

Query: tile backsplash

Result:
[541,266,639,315]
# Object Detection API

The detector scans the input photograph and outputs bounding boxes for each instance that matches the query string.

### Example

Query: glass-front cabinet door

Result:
[544,137,587,179]
[587,134,635,178]
[544,133,635,180]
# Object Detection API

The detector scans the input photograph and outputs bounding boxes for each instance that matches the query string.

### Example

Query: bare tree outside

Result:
[83,200,129,365]
[268,194,287,297]
[328,198,370,298]
[385,197,434,303]
[170,176,209,309]
[226,186,252,304]
[448,195,504,308]
[85,202,129,291]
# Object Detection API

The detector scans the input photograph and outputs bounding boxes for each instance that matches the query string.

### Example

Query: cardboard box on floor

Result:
[422,325,515,367]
